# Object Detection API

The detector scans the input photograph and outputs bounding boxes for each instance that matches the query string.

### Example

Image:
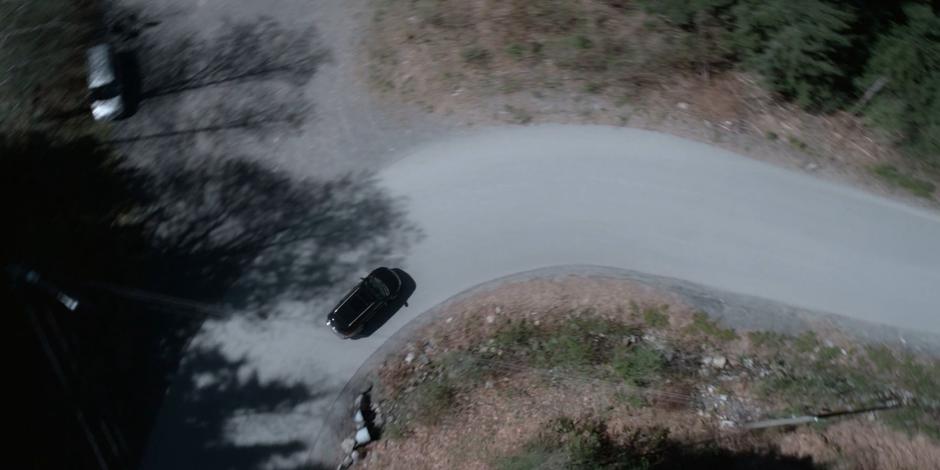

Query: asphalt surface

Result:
[377,125,940,337]
[143,124,940,470]
[127,2,940,468]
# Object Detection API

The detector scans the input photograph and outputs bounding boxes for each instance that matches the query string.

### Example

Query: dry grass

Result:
[365,0,938,202]
[362,276,940,469]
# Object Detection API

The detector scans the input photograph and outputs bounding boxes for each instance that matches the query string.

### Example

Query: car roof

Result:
[86,44,116,88]
[369,267,402,292]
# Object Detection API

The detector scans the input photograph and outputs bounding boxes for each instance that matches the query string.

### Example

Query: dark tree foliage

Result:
[639,0,738,27]
[0,0,99,134]
[639,0,939,162]
[730,0,857,110]
[0,134,150,284]
[861,4,940,164]
[3,133,415,469]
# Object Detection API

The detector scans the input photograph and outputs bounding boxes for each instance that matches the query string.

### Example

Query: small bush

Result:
[687,312,738,342]
[572,34,594,49]
[506,43,526,59]
[748,331,788,350]
[642,306,670,328]
[540,333,597,368]
[462,46,492,65]
[536,317,624,368]
[583,82,605,94]
[612,344,664,386]
[794,331,819,353]
[788,136,809,152]
[412,380,456,426]
[505,104,533,124]
[439,350,489,384]
[494,319,541,350]
[871,164,935,198]
[817,345,841,363]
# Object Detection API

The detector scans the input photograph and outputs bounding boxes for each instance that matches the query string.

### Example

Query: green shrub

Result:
[730,0,856,110]
[462,46,492,65]
[412,380,456,426]
[748,330,788,350]
[642,306,670,328]
[572,34,594,50]
[794,331,819,353]
[871,164,935,198]
[612,344,664,386]
[639,0,737,26]
[860,4,940,164]
[506,43,526,59]
[688,312,738,342]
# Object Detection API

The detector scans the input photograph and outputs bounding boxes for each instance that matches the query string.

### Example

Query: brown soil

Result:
[357,277,940,469]
[365,0,938,204]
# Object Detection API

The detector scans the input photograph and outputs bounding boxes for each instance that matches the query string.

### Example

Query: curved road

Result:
[377,125,940,336]
[308,124,940,464]
[146,125,940,469]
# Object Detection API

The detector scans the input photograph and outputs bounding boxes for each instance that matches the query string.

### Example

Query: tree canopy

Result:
[640,0,940,164]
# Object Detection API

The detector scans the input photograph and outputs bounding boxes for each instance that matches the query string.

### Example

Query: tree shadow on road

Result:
[3,134,416,469]
[142,156,420,312]
[108,11,329,147]
[133,17,327,98]
[141,346,332,470]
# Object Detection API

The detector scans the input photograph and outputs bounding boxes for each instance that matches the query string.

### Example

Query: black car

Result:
[327,267,403,338]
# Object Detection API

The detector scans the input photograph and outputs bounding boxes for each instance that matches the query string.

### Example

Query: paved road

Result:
[305,124,940,466]
[377,125,940,337]
[143,124,940,470]
[128,1,940,467]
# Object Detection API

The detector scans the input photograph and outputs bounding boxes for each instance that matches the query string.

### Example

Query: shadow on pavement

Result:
[107,9,329,149]
[355,268,417,339]
[3,134,418,469]
[140,346,332,470]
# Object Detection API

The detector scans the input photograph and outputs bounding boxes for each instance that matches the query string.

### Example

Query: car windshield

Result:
[366,276,390,298]
[89,82,120,101]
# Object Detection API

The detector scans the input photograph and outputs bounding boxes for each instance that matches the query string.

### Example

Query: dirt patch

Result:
[364,0,938,204]
[351,277,940,469]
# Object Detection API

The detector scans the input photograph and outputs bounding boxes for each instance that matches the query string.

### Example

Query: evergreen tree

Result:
[731,0,856,110]
[861,3,940,163]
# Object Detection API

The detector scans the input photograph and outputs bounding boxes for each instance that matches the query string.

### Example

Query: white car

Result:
[86,44,126,121]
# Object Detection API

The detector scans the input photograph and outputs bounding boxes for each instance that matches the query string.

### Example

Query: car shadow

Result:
[354,268,416,339]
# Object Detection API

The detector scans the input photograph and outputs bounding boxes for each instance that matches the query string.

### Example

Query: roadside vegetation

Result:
[366,279,940,469]
[0,0,101,137]
[642,0,940,167]
[368,0,939,199]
